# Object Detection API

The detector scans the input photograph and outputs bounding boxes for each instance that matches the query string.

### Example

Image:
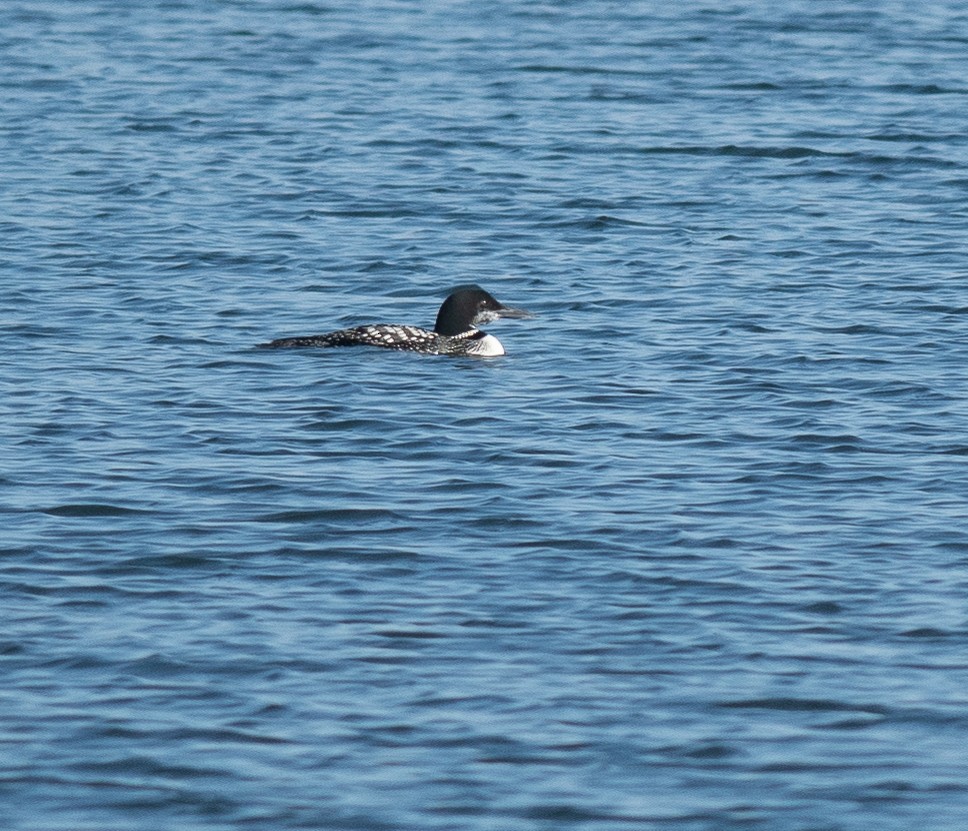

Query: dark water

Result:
[3,1,968,829]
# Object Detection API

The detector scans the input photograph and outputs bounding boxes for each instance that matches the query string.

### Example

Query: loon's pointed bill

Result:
[258,286,531,357]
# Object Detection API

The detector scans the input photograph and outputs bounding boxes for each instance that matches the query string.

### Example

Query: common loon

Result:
[259,286,531,357]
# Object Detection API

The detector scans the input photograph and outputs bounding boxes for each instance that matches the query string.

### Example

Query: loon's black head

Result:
[433,285,532,336]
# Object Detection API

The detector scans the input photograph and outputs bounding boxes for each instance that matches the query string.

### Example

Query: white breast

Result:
[465,334,506,357]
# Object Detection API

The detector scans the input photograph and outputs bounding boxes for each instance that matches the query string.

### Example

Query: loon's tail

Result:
[259,335,328,348]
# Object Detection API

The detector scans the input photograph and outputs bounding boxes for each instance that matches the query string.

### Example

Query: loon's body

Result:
[259,286,530,357]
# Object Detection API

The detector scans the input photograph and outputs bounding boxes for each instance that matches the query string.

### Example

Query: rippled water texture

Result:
[3,1,968,829]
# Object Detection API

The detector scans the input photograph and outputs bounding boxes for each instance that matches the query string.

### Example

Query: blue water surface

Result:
[3,1,968,829]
